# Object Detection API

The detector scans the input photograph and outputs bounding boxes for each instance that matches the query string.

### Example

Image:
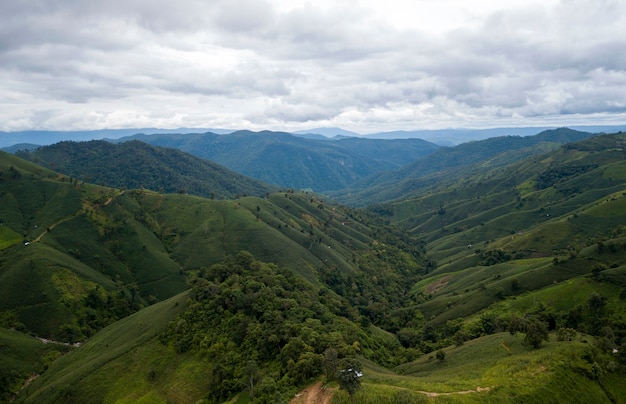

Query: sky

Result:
[1,0,626,133]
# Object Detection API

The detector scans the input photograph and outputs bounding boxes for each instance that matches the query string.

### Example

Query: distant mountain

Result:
[4,124,625,149]
[15,140,276,199]
[1,143,40,153]
[293,127,361,138]
[363,125,626,144]
[334,128,596,205]
[115,130,441,192]
[0,128,234,148]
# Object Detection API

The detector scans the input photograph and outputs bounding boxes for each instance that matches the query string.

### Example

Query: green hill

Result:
[15,140,277,199]
[334,127,595,206]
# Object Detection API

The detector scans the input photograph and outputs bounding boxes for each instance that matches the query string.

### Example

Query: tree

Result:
[243,360,260,402]
[524,316,549,349]
[435,350,445,361]
[337,357,362,404]
[323,347,339,380]
[555,327,577,342]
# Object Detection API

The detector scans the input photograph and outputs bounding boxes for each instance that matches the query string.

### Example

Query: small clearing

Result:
[425,275,451,294]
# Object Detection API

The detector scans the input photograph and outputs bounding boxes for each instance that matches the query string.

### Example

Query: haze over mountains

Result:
[4,124,626,149]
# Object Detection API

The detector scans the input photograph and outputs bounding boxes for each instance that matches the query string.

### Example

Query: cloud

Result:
[1,0,625,131]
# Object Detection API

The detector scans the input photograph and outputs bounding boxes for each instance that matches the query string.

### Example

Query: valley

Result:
[1,129,625,403]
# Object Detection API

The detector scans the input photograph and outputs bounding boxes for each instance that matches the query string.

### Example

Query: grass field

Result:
[17,291,193,403]
[0,225,22,250]
[343,333,624,403]
[0,328,72,400]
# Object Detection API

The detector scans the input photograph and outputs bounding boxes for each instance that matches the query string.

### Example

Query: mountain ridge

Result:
[5,124,626,149]
[14,140,277,199]
[113,130,441,192]
[333,127,597,206]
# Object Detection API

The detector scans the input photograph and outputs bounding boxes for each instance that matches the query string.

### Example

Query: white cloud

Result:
[1,0,625,132]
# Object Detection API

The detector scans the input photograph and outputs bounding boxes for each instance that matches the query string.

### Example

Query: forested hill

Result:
[334,127,595,205]
[15,140,277,199]
[115,130,441,191]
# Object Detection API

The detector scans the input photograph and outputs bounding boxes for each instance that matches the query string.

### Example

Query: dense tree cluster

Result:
[535,164,599,189]
[160,252,394,402]
[17,140,275,199]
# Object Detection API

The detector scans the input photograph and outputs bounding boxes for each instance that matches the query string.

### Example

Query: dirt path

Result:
[291,381,494,402]
[380,381,495,398]
[291,381,335,404]
[417,386,494,397]
[37,336,81,348]
[32,211,83,243]
[31,191,123,244]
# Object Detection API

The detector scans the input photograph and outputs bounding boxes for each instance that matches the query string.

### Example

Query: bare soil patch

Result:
[291,381,335,404]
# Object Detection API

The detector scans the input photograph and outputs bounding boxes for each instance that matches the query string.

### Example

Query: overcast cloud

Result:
[1,0,626,132]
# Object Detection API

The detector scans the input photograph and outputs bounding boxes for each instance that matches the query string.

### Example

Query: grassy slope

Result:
[2,152,416,400]
[329,332,624,403]
[0,329,72,401]
[1,150,384,341]
[16,291,196,404]
[330,134,626,402]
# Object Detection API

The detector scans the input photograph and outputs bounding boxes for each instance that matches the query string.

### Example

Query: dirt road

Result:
[291,382,335,404]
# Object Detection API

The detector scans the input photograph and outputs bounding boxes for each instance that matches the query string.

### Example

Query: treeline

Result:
[59,286,142,343]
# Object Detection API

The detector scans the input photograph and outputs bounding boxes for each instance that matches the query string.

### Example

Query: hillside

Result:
[14,140,277,199]
[115,130,440,191]
[1,146,423,335]
[0,150,427,400]
[334,127,595,206]
[4,132,626,403]
[368,132,626,358]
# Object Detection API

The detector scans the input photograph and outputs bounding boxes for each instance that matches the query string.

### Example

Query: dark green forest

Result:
[15,140,277,199]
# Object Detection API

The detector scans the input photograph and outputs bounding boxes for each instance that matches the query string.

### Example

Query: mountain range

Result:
[11,127,597,199]
[111,130,440,192]
[1,127,626,403]
[4,123,626,148]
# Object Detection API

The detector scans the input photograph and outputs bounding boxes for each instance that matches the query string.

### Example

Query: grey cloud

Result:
[1,0,626,131]
[263,102,337,123]
[213,0,275,33]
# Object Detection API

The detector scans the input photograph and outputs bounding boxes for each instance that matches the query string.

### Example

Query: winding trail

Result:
[417,386,494,397]
[291,381,494,402]
[31,191,122,243]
